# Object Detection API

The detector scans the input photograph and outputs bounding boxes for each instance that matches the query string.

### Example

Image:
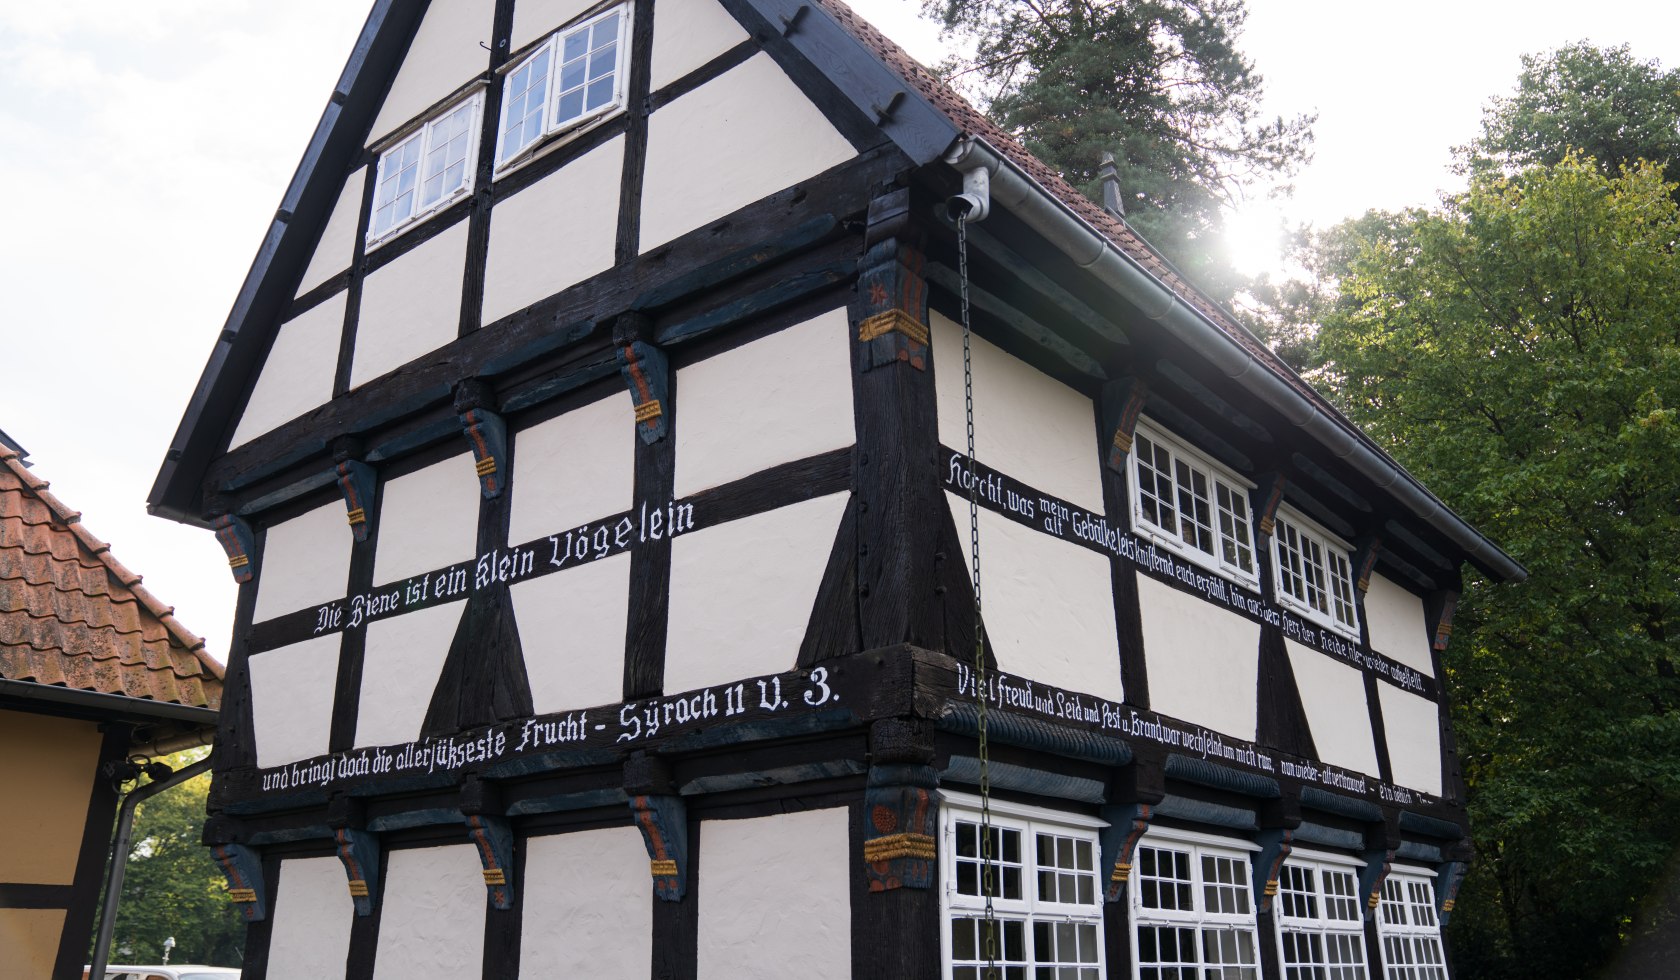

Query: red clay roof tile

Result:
[0,446,222,710]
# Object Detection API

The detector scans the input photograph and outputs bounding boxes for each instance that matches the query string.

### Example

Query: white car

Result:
[90,967,240,980]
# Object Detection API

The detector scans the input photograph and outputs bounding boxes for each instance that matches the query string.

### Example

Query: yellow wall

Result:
[0,908,65,980]
[0,709,102,884]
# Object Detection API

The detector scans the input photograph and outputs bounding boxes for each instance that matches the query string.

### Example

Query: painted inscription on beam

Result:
[944,448,1433,699]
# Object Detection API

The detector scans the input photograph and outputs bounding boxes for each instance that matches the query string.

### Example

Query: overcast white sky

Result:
[2,0,1675,657]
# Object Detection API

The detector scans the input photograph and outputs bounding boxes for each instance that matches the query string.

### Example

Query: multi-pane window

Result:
[1130,833,1261,980]
[368,93,484,244]
[496,5,630,166]
[941,797,1105,980]
[1130,420,1259,586]
[1272,508,1360,638]
[1377,872,1447,980]
[1275,854,1369,980]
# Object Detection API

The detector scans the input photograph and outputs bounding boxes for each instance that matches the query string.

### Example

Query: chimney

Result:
[1098,151,1124,219]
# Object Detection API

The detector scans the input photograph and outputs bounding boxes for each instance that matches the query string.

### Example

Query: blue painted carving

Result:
[209,842,267,922]
[863,763,939,891]
[1101,377,1149,472]
[1254,827,1295,914]
[1436,858,1469,926]
[616,341,671,444]
[1359,847,1397,921]
[334,459,377,541]
[210,514,255,584]
[1098,802,1154,903]
[466,814,516,909]
[629,794,688,902]
[459,407,509,499]
[333,826,381,916]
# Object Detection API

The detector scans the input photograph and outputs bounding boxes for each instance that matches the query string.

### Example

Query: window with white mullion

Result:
[553,7,625,127]
[1276,857,1370,980]
[498,41,556,164]
[942,803,1105,980]
[368,92,483,245]
[1376,872,1447,980]
[419,100,478,209]
[1130,420,1259,587]
[1272,507,1362,639]
[1130,837,1261,980]
[369,134,422,239]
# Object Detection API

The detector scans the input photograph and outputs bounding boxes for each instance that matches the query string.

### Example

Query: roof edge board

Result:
[148,0,412,527]
[944,136,1526,584]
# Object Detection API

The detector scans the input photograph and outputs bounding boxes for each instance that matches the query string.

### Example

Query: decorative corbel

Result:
[856,189,930,372]
[209,841,267,922]
[1253,827,1295,914]
[464,814,516,909]
[455,382,509,499]
[1100,377,1149,471]
[862,720,939,892]
[334,460,378,541]
[210,514,256,584]
[1436,840,1472,926]
[1252,474,1288,538]
[326,797,380,915]
[1353,532,1384,594]
[1098,802,1154,903]
[629,794,688,901]
[616,341,671,444]
[1431,592,1459,652]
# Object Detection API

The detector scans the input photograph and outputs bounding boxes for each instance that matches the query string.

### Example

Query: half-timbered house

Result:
[150,2,1523,977]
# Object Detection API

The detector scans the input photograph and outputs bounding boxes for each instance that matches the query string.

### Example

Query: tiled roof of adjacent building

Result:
[1,446,223,709]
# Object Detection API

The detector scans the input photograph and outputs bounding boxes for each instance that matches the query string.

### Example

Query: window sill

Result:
[1273,592,1361,642]
[1132,521,1261,594]
[364,187,473,254]
[493,103,626,182]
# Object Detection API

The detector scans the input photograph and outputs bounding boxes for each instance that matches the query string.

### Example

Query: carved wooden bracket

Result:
[1432,592,1459,652]
[1098,802,1154,903]
[616,341,671,444]
[1359,847,1397,920]
[1354,532,1383,594]
[458,407,508,499]
[1101,377,1149,470]
[210,514,255,584]
[209,842,267,922]
[1253,827,1295,915]
[334,460,377,541]
[1253,474,1288,538]
[465,814,516,910]
[856,210,930,371]
[629,793,688,902]
[333,826,382,916]
[862,762,939,891]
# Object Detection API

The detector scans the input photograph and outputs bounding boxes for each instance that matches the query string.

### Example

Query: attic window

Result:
[368,92,485,245]
[1272,507,1361,638]
[1128,418,1259,588]
[496,4,631,168]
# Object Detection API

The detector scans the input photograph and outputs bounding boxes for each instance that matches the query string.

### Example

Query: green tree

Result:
[1463,42,1680,186]
[924,0,1313,298]
[95,749,244,967]
[1314,158,1680,978]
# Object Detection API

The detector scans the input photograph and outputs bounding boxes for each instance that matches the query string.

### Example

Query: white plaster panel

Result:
[1378,685,1444,796]
[248,635,341,768]
[483,135,624,325]
[649,0,749,91]
[640,53,855,251]
[268,856,355,980]
[1284,639,1380,776]
[945,493,1122,702]
[374,454,481,586]
[1364,572,1435,675]
[373,845,487,980]
[520,827,652,979]
[255,500,354,623]
[698,807,850,980]
[931,312,1105,513]
[230,293,345,447]
[1137,574,1261,741]
[355,600,465,747]
[297,167,367,297]
[511,553,629,713]
[352,220,469,389]
[511,0,597,51]
[674,310,855,497]
[509,391,636,544]
[370,0,495,142]
[665,492,847,693]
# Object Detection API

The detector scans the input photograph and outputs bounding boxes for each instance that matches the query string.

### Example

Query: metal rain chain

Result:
[957,212,999,979]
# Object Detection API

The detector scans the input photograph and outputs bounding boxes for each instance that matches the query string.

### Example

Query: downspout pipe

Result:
[89,755,215,979]
[943,137,1526,584]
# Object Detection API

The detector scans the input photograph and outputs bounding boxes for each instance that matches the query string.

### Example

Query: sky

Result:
[2,0,1677,658]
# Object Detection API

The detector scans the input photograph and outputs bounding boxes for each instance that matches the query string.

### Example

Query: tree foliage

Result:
[1314,157,1680,979]
[94,750,244,967]
[924,0,1313,298]
[1463,42,1680,187]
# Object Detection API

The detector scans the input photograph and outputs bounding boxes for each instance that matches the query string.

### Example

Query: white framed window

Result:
[496,4,631,168]
[1275,850,1370,980]
[940,793,1106,980]
[368,92,485,245]
[1129,828,1261,980]
[1128,419,1259,588]
[1271,507,1361,639]
[1376,870,1446,980]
